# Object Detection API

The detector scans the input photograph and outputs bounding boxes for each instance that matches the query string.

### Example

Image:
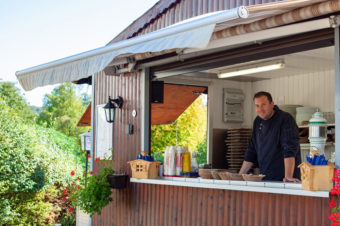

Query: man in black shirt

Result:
[239,91,301,182]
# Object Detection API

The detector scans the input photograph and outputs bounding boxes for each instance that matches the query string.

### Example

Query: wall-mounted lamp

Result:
[104,96,123,123]
[218,59,285,79]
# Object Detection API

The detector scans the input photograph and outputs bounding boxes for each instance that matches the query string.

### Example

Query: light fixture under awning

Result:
[218,59,285,78]
[15,7,248,91]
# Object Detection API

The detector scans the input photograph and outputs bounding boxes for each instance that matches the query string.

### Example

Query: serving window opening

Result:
[150,83,208,166]
[150,43,335,174]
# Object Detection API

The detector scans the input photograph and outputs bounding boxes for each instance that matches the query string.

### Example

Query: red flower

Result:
[70,170,75,176]
[77,185,80,190]
[62,189,67,194]
[88,154,91,158]
[95,157,100,162]
[77,176,80,180]
[62,197,66,202]
[83,172,87,177]
[330,200,337,209]
[90,171,93,175]
[68,206,74,212]
[71,181,75,186]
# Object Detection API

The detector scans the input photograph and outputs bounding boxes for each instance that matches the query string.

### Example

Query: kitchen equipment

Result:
[278,104,302,120]
[323,111,335,124]
[296,106,317,125]
[308,112,327,154]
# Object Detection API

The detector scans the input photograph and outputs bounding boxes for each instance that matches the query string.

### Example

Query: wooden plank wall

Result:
[94,183,331,226]
[93,70,142,174]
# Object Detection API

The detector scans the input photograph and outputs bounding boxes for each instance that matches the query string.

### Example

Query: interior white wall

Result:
[252,69,335,119]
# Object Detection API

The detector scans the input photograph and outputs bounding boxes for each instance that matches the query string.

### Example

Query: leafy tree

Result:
[0,95,84,224]
[0,81,36,122]
[37,82,89,137]
[151,95,207,162]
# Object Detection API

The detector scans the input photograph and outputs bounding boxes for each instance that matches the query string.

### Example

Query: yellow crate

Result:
[128,159,161,179]
[298,162,336,191]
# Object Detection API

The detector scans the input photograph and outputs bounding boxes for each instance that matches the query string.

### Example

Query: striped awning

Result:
[16,0,339,91]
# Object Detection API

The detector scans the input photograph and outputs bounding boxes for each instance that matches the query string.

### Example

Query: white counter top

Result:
[130,177,329,198]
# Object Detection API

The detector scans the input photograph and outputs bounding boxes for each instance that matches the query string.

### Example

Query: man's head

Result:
[253,91,274,120]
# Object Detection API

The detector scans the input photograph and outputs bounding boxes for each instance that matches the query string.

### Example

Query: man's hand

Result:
[283,177,301,183]
[284,157,300,182]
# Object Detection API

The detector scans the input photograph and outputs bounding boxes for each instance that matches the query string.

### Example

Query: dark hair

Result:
[253,91,273,102]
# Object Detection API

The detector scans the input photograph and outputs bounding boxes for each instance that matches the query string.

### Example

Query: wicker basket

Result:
[210,170,227,179]
[199,169,213,179]
[242,174,265,181]
[218,171,244,181]
[128,160,161,179]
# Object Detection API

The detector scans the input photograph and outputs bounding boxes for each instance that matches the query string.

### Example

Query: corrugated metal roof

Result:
[108,0,285,44]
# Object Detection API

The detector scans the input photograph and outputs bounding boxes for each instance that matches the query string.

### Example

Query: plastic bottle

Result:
[191,152,199,173]
[182,150,191,173]
[175,147,184,176]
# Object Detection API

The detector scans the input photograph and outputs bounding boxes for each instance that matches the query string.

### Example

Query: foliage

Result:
[0,81,36,123]
[2,191,52,225]
[330,169,340,224]
[37,82,89,137]
[64,156,115,217]
[60,212,76,226]
[196,136,207,165]
[0,95,84,224]
[151,95,207,161]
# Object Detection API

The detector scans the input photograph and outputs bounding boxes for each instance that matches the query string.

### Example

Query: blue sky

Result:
[0,0,159,106]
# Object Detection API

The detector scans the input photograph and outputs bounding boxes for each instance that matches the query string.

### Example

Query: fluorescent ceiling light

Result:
[218,60,285,78]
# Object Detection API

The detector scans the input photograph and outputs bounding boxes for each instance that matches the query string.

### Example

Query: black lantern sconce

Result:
[104,96,123,123]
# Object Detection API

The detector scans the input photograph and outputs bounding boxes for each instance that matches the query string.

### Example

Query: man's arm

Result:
[239,161,254,174]
[283,157,300,182]
[280,115,301,183]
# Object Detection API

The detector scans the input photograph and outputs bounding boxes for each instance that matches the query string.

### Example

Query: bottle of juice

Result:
[182,150,191,173]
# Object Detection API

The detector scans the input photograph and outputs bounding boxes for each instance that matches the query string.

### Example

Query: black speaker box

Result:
[151,81,164,103]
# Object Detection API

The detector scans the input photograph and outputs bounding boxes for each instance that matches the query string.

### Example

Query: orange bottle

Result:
[182,150,191,173]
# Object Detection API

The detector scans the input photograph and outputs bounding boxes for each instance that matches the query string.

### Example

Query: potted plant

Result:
[62,154,127,217]
[107,170,128,189]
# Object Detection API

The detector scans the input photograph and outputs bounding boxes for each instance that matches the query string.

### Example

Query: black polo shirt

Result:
[244,105,301,181]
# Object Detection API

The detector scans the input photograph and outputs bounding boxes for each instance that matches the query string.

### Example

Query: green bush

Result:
[0,99,83,224]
